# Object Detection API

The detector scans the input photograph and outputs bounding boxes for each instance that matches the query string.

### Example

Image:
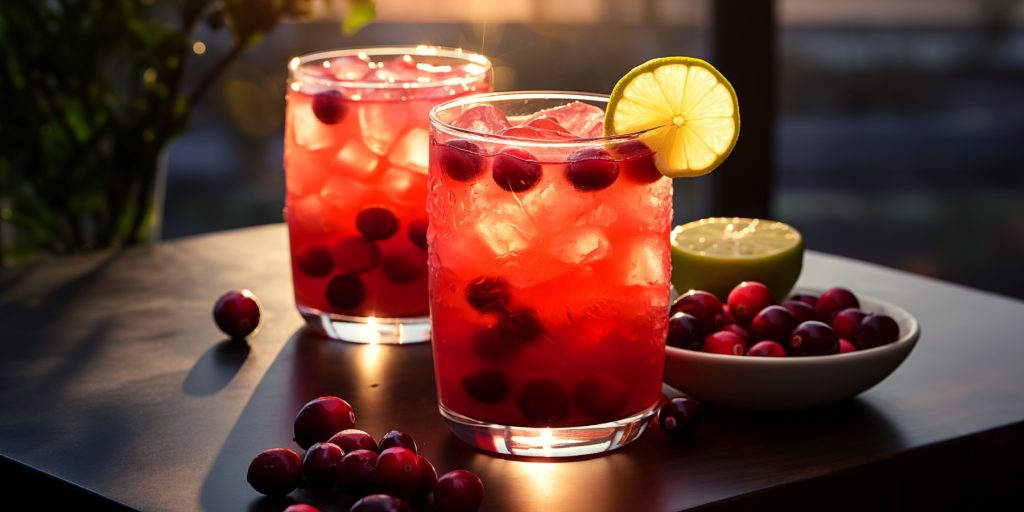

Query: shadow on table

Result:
[183,339,252,396]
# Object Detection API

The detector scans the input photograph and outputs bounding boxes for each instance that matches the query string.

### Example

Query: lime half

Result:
[671,218,803,302]
[605,57,740,178]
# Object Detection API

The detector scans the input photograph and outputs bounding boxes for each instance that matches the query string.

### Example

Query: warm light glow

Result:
[192,41,206,55]
[540,427,554,457]
[288,57,301,71]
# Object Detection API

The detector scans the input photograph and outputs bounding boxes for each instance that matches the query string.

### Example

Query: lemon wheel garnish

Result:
[605,57,740,178]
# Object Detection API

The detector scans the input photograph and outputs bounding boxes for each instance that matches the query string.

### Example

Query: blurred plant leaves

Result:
[343,0,375,36]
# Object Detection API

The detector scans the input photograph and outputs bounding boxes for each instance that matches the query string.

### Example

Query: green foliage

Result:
[0,0,374,263]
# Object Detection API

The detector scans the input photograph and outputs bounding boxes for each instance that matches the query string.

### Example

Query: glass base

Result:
[439,403,656,458]
[299,306,431,344]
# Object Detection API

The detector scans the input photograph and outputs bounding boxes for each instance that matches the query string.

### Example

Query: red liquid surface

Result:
[428,111,673,428]
[285,55,490,319]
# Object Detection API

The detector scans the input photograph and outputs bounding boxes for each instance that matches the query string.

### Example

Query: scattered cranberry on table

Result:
[213,289,262,339]
[434,470,485,512]
[350,494,410,512]
[657,396,704,438]
[284,505,321,512]
[293,396,357,450]
[246,447,303,497]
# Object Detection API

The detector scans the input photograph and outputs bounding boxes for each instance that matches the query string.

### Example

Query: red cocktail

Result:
[285,47,491,343]
[427,92,672,456]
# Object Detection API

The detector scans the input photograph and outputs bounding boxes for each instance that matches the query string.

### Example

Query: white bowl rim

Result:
[665,288,921,365]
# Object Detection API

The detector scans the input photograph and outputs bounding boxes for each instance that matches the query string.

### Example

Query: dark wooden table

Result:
[2,224,1022,511]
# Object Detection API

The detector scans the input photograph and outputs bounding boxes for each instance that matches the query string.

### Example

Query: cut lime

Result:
[670,218,803,302]
[605,57,740,178]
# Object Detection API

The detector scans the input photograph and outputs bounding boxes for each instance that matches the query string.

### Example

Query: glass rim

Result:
[428,91,653,147]
[288,45,492,90]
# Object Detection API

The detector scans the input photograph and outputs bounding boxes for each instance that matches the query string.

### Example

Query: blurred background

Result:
[154,0,1021,299]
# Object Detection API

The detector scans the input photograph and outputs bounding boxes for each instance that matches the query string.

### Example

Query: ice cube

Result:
[547,227,611,265]
[293,101,338,150]
[321,174,370,210]
[379,166,428,207]
[326,55,373,81]
[289,194,341,236]
[451,104,511,135]
[387,127,429,173]
[498,125,572,141]
[624,236,668,287]
[474,206,536,257]
[359,102,408,155]
[362,55,420,83]
[286,147,334,196]
[332,139,384,180]
[525,101,605,138]
[582,204,618,226]
[521,182,595,228]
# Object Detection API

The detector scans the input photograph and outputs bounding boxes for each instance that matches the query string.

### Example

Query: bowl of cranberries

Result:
[662,281,920,412]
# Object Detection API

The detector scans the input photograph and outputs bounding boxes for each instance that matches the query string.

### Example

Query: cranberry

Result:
[857,314,900,350]
[666,312,703,351]
[247,448,303,496]
[312,90,346,124]
[325,274,366,310]
[719,323,749,341]
[471,327,517,362]
[350,494,410,512]
[492,148,542,192]
[789,292,819,308]
[379,430,417,453]
[613,140,663,184]
[465,276,511,312]
[434,470,484,512]
[573,374,628,422]
[293,396,357,450]
[356,207,400,241]
[526,116,572,134]
[747,340,787,357]
[415,455,438,497]
[832,308,867,342]
[439,140,483,181]
[462,367,510,403]
[336,449,378,497]
[381,253,424,284]
[565,147,619,191]
[839,339,857,353]
[375,447,421,497]
[727,281,774,326]
[303,442,344,489]
[788,321,839,356]
[657,396,703,438]
[749,305,797,344]
[703,331,747,355]
[669,290,724,333]
[816,287,860,322]
[213,289,262,339]
[328,429,379,453]
[781,300,819,325]
[722,304,736,324]
[497,307,544,345]
[407,218,428,249]
[516,378,570,423]
[296,245,334,277]
[336,236,381,273]
[284,505,320,512]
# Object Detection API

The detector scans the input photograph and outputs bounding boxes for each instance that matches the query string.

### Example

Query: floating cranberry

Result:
[471,328,516,362]
[434,470,485,512]
[328,429,378,453]
[516,378,570,423]
[439,140,484,182]
[465,276,511,312]
[788,321,839,356]
[407,218,428,249]
[497,307,544,345]
[462,367,510,403]
[312,90,346,124]
[719,323,749,341]
[727,281,774,326]
[492,148,542,192]
[381,253,424,284]
[832,308,867,342]
[326,274,366,310]
[415,455,438,497]
[375,447,421,497]
[669,290,724,333]
[294,396,357,450]
[666,312,703,351]
[350,494,410,512]
[379,430,417,453]
[747,340,787,357]
[816,287,860,322]
[858,314,900,350]
[284,505,320,512]
[703,331,747,355]
[781,300,819,325]
[839,339,857,353]
[213,289,262,339]
[613,140,663,184]
[336,236,381,273]
[356,207,400,241]
[297,245,334,277]
[657,396,703,438]
[573,374,628,422]
[565,147,619,191]
[247,448,303,496]
[303,442,344,489]
[336,449,378,497]
[749,305,797,344]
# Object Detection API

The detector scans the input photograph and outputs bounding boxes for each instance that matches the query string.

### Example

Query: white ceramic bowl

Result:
[663,290,921,412]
